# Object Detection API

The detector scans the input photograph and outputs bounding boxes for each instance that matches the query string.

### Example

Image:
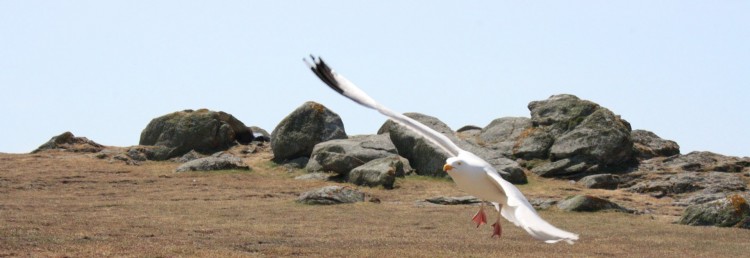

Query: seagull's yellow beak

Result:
[443,164,453,171]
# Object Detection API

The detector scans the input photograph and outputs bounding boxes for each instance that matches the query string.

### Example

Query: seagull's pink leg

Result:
[491,205,503,238]
[472,202,487,227]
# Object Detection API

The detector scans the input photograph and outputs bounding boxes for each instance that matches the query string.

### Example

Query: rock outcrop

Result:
[631,130,680,159]
[457,94,638,179]
[529,95,633,177]
[626,172,746,196]
[139,109,253,160]
[271,102,347,162]
[33,131,104,153]
[660,151,749,173]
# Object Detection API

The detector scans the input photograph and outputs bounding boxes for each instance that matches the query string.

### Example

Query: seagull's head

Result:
[443,157,467,172]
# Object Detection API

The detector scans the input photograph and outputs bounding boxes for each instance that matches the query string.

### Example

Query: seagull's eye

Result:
[457,162,463,166]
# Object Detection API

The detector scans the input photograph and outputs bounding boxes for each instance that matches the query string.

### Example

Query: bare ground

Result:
[1,147,749,257]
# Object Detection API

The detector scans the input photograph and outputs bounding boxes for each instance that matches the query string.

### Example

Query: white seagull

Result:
[303,56,579,244]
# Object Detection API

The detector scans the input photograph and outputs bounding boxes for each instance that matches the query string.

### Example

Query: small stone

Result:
[297,186,365,205]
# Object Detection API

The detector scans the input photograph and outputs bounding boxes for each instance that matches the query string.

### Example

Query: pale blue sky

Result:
[1,1,748,157]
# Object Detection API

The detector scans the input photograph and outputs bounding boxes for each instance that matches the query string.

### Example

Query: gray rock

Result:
[477,117,533,156]
[578,174,620,190]
[249,126,271,142]
[661,151,749,173]
[294,172,332,181]
[297,186,365,205]
[271,102,347,162]
[126,148,148,161]
[306,134,398,175]
[557,195,633,213]
[424,196,482,205]
[530,198,559,210]
[33,131,104,153]
[396,156,415,176]
[139,109,253,160]
[378,112,456,177]
[174,153,250,172]
[474,117,553,160]
[673,192,732,207]
[348,157,406,189]
[455,125,482,143]
[678,194,750,229]
[529,94,599,132]
[514,94,636,178]
[531,158,575,177]
[512,128,555,160]
[282,157,309,170]
[474,151,528,184]
[175,150,206,163]
[631,130,680,159]
[626,172,746,196]
[549,108,633,165]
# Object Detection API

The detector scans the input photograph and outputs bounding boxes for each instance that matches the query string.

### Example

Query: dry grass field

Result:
[1,147,749,257]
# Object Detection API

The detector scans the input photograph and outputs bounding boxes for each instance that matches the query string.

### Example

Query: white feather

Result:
[305,56,579,244]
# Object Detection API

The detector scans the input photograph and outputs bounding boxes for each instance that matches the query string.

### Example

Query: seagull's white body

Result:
[304,56,579,244]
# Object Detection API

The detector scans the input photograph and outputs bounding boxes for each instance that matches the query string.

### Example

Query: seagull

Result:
[303,56,579,244]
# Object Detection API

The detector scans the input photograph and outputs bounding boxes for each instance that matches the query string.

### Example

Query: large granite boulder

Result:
[305,134,398,175]
[377,112,455,178]
[528,94,600,131]
[139,109,253,160]
[678,194,750,229]
[520,95,634,178]
[456,94,636,179]
[271,101,347,162]
[32,131,104,153]
[548,108,633,165]
[476,117,534,156]
[348,157,408,189]
[631,130,680,159]
[465,117,553,160]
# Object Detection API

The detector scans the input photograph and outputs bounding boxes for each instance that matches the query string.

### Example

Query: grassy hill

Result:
[1,147,749,257]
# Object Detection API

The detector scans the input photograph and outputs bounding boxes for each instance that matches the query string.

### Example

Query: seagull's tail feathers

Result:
[500,202,579,244]
[485,167,579,244]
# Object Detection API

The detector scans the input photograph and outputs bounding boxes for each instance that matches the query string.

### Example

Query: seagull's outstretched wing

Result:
[304,55,461,157]
[484,167,580,244]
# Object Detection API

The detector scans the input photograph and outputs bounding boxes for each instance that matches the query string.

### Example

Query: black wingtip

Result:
[305,55,345,95]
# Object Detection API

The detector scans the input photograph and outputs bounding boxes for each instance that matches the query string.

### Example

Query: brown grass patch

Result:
[1,149,749,257]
